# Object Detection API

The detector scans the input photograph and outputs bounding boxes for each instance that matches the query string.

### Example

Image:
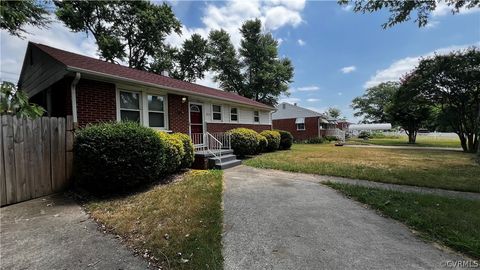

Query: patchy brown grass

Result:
[85,170,224,269]
[245,144,480,192]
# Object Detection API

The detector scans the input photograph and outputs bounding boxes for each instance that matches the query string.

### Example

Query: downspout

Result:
[71,72,81,128]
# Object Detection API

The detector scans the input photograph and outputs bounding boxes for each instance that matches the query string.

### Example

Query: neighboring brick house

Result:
[19,42,274,137]
[272,103,345,141]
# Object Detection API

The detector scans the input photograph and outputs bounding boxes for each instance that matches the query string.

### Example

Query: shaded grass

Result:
[349,136,461,148]
[326,182,480,258]
[244,144,480,193]
[85,170,224,270]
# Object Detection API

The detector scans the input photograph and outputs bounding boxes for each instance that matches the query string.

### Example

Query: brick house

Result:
[272,103,345,141]
[19,42,275,168]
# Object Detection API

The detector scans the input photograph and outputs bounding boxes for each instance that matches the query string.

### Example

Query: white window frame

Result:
[230,107,239,122]
[296,117,305,131]
[254,111,260,123]
[146,94,167,129]
[212,104,222,122]
[296,123,305,131]
[116,87,169,130]
[118,90,142,124]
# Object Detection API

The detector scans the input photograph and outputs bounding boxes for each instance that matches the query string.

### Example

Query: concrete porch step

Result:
[214,159,242,170]
[195,149,234,158]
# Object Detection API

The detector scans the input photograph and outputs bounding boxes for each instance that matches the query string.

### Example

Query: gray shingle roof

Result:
[272,102,328,120]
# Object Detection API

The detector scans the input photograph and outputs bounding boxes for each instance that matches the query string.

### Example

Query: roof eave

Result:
[66,66,274,111]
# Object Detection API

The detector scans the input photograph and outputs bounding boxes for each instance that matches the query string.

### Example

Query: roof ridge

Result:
[32,42,271,108]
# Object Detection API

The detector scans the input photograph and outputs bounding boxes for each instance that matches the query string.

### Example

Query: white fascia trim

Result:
[66,66,274,111]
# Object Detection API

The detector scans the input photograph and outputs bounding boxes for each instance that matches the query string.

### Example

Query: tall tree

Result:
[351,81,399,123]
[413,48,480,153]
[327,107,341,119]
[0,0,50,38]
[387,75,433,144]
[172,34,210,82]
[209,19,294,106]
[338,0,480,28]
[55,1,181,71]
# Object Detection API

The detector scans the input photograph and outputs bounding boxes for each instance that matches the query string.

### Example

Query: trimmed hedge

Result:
[260,130,281,152]
[226,128,260,157]
[74,122,166,193]
[157,131,185,174]
[257,134,268,153]
[276,130,293,150]
[172,133,194,169]
[74,122,196,193]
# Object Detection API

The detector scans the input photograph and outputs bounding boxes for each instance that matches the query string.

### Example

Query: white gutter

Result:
[65,66,274,111]
[71,72,81,126]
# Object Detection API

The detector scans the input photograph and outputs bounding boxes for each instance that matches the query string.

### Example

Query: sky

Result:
[1,0,479,122]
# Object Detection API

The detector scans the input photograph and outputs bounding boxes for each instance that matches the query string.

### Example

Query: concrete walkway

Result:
[344,144,463,151]
[223,166,467,270]
[0,194,149,270]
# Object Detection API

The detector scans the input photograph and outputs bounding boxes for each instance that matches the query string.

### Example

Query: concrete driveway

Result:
[0,194,148,270]
[223,166,466,270]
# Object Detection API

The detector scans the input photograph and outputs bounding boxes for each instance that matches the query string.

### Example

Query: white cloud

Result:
[424,20,439,28]
[0,16,97,83]
[341,4,353,11]
[297,39,306,46]
[340,65,356,74]
[306,98,320,102]
[264,6,303,30]
[363,43,480,88]
[279,97,301,104]
[432,1,480,17]
[291,85,320,92]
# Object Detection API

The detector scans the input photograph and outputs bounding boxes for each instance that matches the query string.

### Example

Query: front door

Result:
[190,104,203,144]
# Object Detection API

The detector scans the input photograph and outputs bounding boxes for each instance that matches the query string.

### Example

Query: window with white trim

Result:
[230,108,238,121]
[296,117,305,130]
[147,95,165,128]
[254,111,259,123]
[212,105,222,121]
[119,91,141,123]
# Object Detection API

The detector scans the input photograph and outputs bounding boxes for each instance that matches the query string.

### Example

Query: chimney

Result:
[294,103,297,106]
[282,103,286,109]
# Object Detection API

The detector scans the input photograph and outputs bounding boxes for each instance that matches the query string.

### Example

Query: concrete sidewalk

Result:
[0,194,149,270]
[223,165,467,270]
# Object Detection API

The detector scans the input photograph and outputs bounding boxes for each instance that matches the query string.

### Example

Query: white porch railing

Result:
[325,128,346,141]
[191,132,231,165]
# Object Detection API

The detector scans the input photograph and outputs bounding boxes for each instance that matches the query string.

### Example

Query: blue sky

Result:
[1,0,479,121]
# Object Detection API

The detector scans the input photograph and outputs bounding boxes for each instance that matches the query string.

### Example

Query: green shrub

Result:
[157,132,185,173]
[358,131,370,139]
[306,137,325,144]
[172,133,194,169]
[276,130,293,150]
[74,122,165,193]
[369,132,386,138]
[257,134,268,153]
[226,128,260,157]
[324,135,338,141]
[260,130,281,152]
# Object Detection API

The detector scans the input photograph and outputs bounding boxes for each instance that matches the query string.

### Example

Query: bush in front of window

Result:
[171,133,194,169]
[260,130,281,152]
[157,132,185,173]
[275,130,293,150]
[256,134,268,153]
[74,122,166,193]
[226,128,260,157]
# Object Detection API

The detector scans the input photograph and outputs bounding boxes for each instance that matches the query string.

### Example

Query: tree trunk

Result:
[407,130,417,144]
[458,134,468,152]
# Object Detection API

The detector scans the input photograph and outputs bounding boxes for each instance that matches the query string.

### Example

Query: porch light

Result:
[182,97,187,103]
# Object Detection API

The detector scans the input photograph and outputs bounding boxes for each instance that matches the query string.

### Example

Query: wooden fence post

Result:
[65,115,74,185]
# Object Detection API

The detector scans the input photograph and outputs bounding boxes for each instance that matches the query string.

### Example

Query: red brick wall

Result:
[168,94,189,133]
[272,117,319,140]
[207,123,271,133]
[76,79,116,127]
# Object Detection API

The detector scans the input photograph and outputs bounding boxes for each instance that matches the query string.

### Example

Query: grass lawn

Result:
[85,170,224,270]
[244,144,480,193]
[349,136,461,148]
[326,182,480,258]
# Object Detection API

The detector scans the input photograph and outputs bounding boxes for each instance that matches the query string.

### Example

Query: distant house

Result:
[272,102,345,141]
[348,123,392,135]
[18,42,276,169]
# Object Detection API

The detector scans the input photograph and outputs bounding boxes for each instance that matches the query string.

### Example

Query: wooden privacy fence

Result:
[0,115,74,206]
